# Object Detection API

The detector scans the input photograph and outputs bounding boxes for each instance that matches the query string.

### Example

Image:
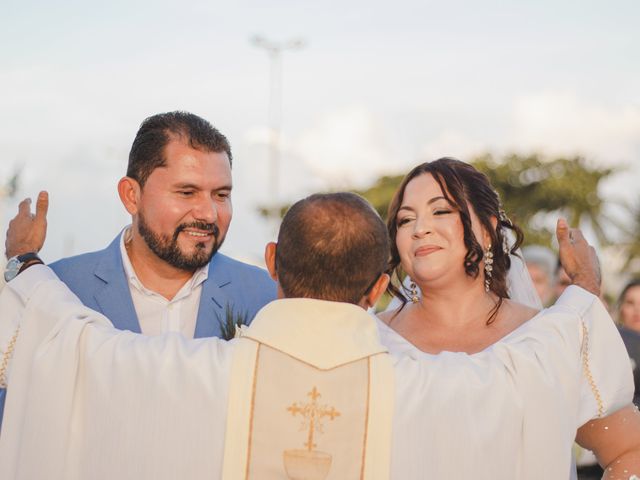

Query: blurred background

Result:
[1,0,639,299]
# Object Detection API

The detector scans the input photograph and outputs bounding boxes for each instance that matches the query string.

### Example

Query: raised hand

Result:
[556,218,601,296]
[5,191,49,259]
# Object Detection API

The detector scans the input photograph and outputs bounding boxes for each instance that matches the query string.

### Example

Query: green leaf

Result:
[217,305,250,341]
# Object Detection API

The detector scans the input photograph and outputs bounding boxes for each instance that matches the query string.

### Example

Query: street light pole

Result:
[251,35,305,209]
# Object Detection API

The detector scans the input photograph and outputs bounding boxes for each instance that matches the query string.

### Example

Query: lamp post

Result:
[250,35,305,210]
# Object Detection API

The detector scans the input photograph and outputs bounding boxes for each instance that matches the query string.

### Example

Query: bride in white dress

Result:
[378,158,640,479]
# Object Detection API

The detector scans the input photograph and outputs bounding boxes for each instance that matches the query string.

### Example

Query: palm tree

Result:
[617,198,640,272]
[471,154,617,247]
[0,167,21,200]
[258,153,619,251]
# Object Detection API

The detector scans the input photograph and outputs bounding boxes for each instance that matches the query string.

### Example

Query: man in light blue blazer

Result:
[48,234,275,338]
[0,111,276,425]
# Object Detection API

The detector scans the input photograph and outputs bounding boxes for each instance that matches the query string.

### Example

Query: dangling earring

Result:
[484,245,494,293]
[409,281,419,303]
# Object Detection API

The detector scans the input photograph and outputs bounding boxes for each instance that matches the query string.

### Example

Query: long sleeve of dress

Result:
[554,286,634,425]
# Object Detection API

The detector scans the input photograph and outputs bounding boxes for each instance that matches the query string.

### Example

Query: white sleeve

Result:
[556,286,634,425]
[0,265,231,480]
[0,282,23,368]
[0,265,87,384]
[1,265,56,343]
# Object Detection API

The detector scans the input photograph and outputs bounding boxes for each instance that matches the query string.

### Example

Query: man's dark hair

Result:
[127,111,232,187]
[275,192,390,304]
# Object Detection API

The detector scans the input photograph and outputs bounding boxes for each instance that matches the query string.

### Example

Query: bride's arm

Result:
[576,404,640,479]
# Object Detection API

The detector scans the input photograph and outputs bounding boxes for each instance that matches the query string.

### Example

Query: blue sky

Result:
[1,0,639,266]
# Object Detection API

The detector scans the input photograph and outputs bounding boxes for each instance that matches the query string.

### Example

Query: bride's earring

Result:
[484,245,494,293]
[409,281,419,303]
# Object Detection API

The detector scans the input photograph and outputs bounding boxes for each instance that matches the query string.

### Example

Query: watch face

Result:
[4,257,21,282]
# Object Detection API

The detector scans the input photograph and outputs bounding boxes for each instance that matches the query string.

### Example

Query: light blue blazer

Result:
[0,233,277,427]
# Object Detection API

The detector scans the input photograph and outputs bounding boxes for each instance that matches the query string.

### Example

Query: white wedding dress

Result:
[379,286,633,479]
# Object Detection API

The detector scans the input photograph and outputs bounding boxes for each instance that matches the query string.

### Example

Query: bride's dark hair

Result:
[386,157,524,323]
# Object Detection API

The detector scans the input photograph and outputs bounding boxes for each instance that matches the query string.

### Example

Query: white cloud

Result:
[293,107,393,189]
[511,92,640,165]
[418,131,487,163]
[413,93,640,170]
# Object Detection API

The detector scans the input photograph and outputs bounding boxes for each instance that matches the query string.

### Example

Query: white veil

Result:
[504,230,543,310]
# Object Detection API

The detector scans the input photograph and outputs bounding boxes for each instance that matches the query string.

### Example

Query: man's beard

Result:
[137,213,221,271]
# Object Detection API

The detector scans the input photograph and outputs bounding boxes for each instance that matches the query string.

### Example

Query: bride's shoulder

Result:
[377,309,398,326]
[502,299,541,329]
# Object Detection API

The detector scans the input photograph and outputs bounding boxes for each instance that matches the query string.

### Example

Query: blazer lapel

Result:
[194,255,232,339]
[93,236,142,334]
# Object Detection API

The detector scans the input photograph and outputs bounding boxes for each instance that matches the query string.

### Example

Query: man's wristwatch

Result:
[4,252,44,282]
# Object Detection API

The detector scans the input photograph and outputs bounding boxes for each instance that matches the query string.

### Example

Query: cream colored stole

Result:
[222,299,394,480]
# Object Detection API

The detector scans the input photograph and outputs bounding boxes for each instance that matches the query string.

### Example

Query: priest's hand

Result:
[556,218,601,296]
[5,191,49,258]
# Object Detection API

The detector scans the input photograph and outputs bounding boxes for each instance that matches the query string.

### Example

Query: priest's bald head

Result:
[264,192,390,307]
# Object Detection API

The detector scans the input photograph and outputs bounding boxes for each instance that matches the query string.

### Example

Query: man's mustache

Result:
[173,222,220,241]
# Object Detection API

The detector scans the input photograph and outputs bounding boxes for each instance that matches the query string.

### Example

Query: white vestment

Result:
[0,266,393,480]
[0,266,634,479]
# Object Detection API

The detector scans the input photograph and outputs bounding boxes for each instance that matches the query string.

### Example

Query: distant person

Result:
[0,112,276,424]
[618,279,640,407]
[522,245,556,305]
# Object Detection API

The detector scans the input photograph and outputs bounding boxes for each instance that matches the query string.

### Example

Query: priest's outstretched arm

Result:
[0,193,232,479]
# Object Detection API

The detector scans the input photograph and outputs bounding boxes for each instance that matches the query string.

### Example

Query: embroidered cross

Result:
[287,386,341,451]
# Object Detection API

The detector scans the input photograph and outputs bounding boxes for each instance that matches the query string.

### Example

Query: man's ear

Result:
[118,177,141,216]
[362,273,390,309]
[264,242,278,281]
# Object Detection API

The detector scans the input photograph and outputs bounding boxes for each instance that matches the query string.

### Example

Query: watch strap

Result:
[16,252,44,274]
[16,252,41,264]
[18,259,44,274]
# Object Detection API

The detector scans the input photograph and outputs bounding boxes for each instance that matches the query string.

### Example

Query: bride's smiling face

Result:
[395,173,489,286]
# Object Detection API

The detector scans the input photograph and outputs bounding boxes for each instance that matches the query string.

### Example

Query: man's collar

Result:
[242,298,387,370]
